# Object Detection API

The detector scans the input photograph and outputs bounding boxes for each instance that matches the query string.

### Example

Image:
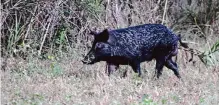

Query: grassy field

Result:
[1,0,219,104]
[1,49,219,104]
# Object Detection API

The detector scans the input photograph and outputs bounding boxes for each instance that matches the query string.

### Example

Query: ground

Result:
[1,50,219,105]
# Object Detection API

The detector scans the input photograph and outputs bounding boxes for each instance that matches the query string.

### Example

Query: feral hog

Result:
[82,24,188,78]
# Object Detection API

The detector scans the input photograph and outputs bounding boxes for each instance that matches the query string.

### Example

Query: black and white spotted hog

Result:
[82,24,188,78]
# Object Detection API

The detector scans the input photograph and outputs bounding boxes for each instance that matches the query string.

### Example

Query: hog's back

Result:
[108,24,178,58]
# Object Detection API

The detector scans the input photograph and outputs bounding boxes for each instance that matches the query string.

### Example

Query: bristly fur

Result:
[83,24,188,78]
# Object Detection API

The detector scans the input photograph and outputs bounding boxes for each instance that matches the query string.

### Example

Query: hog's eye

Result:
[95,46,102,51]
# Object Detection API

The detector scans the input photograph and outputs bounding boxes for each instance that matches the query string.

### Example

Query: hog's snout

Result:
[81,59,89,64]
[82,53,96,64]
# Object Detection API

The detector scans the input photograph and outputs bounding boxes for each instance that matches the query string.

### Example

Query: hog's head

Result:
[82,29,111,64]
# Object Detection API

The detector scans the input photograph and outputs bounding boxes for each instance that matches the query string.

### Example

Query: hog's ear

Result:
[100,29,109,42]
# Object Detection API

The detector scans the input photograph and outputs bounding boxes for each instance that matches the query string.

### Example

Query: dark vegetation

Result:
[1,0,219,64]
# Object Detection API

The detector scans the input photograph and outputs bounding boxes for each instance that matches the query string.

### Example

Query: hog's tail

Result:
[178,34,188,48]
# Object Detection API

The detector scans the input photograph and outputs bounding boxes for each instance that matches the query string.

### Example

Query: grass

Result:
[1,0,219,104]
[1,50,219,104]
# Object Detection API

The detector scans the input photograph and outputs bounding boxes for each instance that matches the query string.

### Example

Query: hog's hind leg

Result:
[165,58,181,78]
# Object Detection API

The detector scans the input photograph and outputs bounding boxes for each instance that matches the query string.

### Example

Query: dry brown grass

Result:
[1,0,219,104]
[1,51,219,104]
